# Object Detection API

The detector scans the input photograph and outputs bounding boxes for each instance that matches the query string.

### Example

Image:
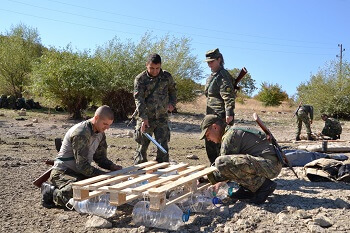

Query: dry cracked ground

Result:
[1,97,349,233]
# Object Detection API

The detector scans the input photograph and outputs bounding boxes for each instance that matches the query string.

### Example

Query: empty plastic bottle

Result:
[132,201,185,231]
[67,194,117,218]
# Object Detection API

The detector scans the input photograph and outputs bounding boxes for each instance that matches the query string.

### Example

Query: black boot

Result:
[229,186,255,200]
[295,135,301,141]
[249,179,277,204]
[41,182,56,208]
[307,134,315,141]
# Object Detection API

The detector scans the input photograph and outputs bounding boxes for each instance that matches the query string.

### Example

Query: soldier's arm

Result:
[93,134,115,170]
[134,75,148,120]
[309,106,314,120]
[219,72,236,117]
[167,72,177,107]
[71,135,105,177]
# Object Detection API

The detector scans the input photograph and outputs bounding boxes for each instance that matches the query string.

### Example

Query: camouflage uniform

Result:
[207,127,282,192]
[133,69,177,164]
[204,57,236,164]
[50,120,115,207]
[296,105,313,138]
[322,117,342,139]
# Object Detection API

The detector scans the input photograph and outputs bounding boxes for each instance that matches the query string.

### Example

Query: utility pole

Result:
[336,44,345,76]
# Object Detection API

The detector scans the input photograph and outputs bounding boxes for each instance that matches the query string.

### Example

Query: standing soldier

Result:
[295,104,314,141]
[204,48,236,164]
[320,114,342,140]
[133,53,177,164]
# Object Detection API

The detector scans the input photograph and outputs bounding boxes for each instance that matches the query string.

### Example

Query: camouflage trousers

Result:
[214,154,282,192]
[133,118,170,164]
[322,128,341,139]
[296,111,312,136]
[49,168,87,207]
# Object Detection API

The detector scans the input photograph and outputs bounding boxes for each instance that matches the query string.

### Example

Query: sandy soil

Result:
[1,98,349,233]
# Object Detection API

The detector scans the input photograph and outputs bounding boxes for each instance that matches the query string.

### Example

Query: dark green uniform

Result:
[133,69,177,164]
[207,126,282,192]
[204,67,236,164]
[50,120,115,207]
[296,105,313,138]
[322,117,342,139]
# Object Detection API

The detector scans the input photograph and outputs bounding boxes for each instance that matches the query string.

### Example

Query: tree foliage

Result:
[0,24,44,98]
[255,82,288,106]
[31,46,105,119]
[297,60,350,118]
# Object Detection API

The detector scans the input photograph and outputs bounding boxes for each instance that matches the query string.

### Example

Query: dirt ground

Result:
[1,97,349,233]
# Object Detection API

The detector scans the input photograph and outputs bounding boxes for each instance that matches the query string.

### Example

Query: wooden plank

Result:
[142,162,170,173]
[73,189,104,201]
[132,165,207,194]
[72,161,158,187]
[152,163,188,175]
[148,166,217,194]
[108,173,158,191]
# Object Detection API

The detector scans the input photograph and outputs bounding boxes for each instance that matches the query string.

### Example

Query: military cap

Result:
[205,48,221,62]
[199,114,222,139]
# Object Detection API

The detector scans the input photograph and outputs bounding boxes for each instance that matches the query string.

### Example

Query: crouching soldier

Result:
[41,105,122,208]
[200,115,282,204]
[320,114,342,140]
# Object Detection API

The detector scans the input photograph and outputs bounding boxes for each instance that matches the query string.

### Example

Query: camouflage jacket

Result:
[205,67,235,118]
[298,105,314,120]
[54,120,114,177]
[209,126,278,183]
[322,118,342,135]
[134,69,177,120]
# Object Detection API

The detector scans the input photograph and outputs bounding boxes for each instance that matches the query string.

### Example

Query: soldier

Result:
[295,104,314,141]
[40,105,123,208]
[200,115,282,204]
[204,48,236,164]
[133,53,177,164]
[320,114,342,140]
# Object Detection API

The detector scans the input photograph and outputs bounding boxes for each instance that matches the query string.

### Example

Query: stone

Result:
[32,118,39,123]
[313,214,333,227]
[186,154,199,160]
[334,198,349,209]
[24,123,33,127]
[307,222,326,233]
[85,215,112,229]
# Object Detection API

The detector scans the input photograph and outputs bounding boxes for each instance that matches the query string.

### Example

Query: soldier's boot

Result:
[307,134,315,141]
[41,182,56,208]
[133,151,148,165]
[249,179,277,204]
[229,186,255,200]
[295,135,301,141]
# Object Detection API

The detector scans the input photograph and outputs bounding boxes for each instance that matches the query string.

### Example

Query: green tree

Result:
[0,23,44,98]
[256,82,288,106]
[31,46,105,119]
[227,68,256,96]
[297,60,350,118]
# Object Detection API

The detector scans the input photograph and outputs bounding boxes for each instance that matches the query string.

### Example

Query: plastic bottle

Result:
[132,201,185,231]
[67,194,117,218]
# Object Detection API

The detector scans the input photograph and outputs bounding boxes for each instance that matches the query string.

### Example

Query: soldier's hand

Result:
[110,164,123,171]
[168,104,175,113]
[226,115,234,125]
[141,119,150,132]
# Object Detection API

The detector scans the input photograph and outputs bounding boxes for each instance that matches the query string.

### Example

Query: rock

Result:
[85,215,112,229]
[32,118,38,123]
[334,198,349,209]
[295,209,312,219]
[307,222,326,233]
[57,214,69,221]
[24,123,33,127]
[313,214,333,227]
[186,154,199,160]
[51,125,58,129]
[277,212,289,223]
[127,130,134,137]
[18,109,26,116]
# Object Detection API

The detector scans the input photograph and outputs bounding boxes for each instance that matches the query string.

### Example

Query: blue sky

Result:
[1,0,349,96]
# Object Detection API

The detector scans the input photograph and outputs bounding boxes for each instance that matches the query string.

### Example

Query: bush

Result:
[255,82,288,106]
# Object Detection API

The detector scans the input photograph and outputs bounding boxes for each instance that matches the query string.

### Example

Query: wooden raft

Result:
[72,161,217,211]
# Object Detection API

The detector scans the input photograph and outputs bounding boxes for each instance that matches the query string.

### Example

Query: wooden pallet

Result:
[72,161,217,211]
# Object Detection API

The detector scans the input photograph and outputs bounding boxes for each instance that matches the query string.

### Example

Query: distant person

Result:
[133,53,177,164]
[320,114,342,140]
[41,105,123,208]
[295,104,314,141]
[204,48,236,164]
[200,115,282,204]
